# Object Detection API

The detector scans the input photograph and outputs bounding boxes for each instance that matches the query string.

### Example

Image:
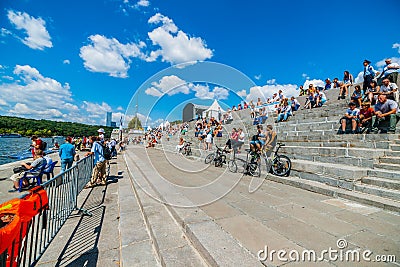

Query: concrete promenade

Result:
[34,145,399,266]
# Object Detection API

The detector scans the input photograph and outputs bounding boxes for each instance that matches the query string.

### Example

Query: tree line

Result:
[0,115,114,137]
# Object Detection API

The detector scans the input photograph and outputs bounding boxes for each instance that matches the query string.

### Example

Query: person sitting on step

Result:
[371,94,400,134]
[338,102,360,134]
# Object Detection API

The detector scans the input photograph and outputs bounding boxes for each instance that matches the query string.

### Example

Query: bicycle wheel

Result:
[205,153,215,164]
[186,147,192,156]
[228,160,237,173]
[214,157,222,167]
[271,155,291,176]
[248,162,261,177]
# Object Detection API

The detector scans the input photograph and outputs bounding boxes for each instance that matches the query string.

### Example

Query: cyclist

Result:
[262,125,277,159]
[249,124,265,153]
[176,137,185,153]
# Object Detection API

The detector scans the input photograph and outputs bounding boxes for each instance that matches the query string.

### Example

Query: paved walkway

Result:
[36,145,399,266]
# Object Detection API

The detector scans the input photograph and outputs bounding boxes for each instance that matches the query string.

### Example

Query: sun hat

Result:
[97,128,105,133]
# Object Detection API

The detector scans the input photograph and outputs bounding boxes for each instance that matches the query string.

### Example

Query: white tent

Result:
[202,100,225,119]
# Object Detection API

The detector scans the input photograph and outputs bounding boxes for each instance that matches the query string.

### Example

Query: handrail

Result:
[0,155,94,267]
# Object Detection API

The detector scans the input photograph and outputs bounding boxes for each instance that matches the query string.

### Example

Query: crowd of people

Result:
[8,128,125,192]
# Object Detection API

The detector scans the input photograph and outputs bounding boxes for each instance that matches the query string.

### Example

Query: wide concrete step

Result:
[289,154,375,168]
[354,183,400,202]
[385,150,400,157]
[379,156,400,165]
[275,122,339,132]
[291,159,368,180]
[284,115,342,125]
[391,144,400,151]
[283,140,391,149]
[281,146,385,160]
[394,139,400,145]
[373,163,400,172]
[266,173,400,213]
[367,168,400,181]
[361,177,400,190]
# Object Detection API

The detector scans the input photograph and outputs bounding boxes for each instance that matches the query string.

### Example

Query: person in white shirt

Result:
[380,78,399,103]
[377,58,399,84]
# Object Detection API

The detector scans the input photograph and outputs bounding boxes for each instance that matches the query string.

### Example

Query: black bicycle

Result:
[204,145,232,167]
[182,142,192,156]
[228,149,261,177]
[265,142,291,176]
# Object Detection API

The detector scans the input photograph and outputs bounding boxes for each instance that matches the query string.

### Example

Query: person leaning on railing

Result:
[84,136,106,188]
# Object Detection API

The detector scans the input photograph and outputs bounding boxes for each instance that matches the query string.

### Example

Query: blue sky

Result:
[0,0,399,127]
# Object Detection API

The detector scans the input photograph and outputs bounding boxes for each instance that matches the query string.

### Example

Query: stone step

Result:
[367,168,400,181]
[283,140,391,149]
[283,133,400,142]
[354,183,400,202]
[373,163,400,172]
[394,139,400,145]
[291,159,368,180]
[275,122,339,132]
[385,150,400,157]
[361,177,400,191]
[265,173,400,213]
[284,116,342,125]
[281,146,385,160]
[290,170,355,191]
[379,156,400,165]
[289,154,375,168]
[391,144,400,151]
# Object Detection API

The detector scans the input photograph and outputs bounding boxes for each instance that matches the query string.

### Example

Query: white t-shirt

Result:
[238,132,245,143]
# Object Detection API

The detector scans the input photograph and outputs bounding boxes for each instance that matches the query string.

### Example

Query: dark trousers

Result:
[363,75,374,91]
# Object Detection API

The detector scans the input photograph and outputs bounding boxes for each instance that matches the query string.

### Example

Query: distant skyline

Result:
[1,0,399,126]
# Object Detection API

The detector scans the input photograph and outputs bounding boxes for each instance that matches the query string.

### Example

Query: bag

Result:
[13,166,28,174]
[251,134,258,142]
[100,143,112,160]
[40,141,47,150]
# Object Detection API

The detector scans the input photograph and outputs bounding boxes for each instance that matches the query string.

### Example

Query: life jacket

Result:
[0,186,49,266]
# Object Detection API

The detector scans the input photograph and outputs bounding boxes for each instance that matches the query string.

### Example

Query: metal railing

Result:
[0,155,94,267]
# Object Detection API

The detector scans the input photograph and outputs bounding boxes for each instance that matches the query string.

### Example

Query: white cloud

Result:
[1,76,14,81]
[245,84,298,102]
[393,43,400,53]
[266,79,276,85]
[63,59,70,64]
[79,34,147,78]
[354,71,364,84]
[147,13,213,64]
[302,73,310,80]
[303,79,325,89]
[254,74,261,80]
[117,106,124,111]
[145,75,190,96]
[376,57,400,68]
[237,89,247,97]
[137,0,150,7]
[7,10,52,50]
[0,64,119,125]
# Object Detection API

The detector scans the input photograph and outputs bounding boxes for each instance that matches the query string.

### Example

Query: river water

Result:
[0,137,64,165]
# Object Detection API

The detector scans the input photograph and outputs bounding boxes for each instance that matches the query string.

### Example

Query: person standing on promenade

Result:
[30,135,43,158]
[97,128,105,143]
[59,137,75,172]
[84,136,106,187]
[362,59,377,91]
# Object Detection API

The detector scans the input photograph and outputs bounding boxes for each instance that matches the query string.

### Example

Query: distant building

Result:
[111,122,117,128]
[182,103,208,122]
[106,112,112,127]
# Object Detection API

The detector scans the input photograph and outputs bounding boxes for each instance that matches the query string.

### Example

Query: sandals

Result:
[8,186,19,193]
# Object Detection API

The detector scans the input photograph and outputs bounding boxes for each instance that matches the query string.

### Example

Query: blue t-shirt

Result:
[91,142,105,164]
[59,143,75,160]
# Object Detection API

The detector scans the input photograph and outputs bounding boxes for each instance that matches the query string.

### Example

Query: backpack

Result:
[99,142,112,160]
[40,141,47,150]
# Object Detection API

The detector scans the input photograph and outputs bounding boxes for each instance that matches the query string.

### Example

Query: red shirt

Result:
[360,107,374,119]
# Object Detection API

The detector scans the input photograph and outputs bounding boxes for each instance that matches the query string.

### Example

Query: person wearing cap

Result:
[339,102,360,134]
[97,128,105,142]
[59,136,76,172]
[362,59,377,91]
[377,58,399,85]
[371,94,400,134]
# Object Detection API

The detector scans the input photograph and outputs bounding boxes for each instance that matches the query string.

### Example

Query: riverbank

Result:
[0,150,86,203]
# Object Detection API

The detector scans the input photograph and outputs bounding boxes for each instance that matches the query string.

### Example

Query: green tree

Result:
[128,116,142,129]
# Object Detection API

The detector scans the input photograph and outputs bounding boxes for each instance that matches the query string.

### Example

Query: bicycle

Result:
[204,144,232,167]
[264,142,291,176]
[228,148,261,177]
[181,142,192,156]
